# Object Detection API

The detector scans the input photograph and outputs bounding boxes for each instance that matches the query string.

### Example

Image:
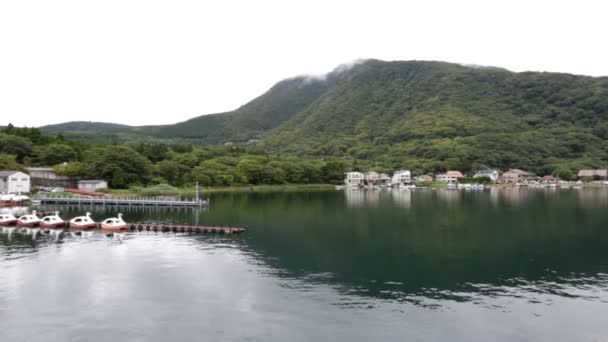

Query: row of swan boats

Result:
[0,211,128,231]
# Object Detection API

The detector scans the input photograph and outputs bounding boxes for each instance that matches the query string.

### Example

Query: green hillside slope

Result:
[135,74,336,143]
[38,60,608,174]
[259,60,608,174]
[41,121,132,132]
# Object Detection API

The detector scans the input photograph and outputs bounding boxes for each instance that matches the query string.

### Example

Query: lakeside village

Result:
[340,169,608,190]
[1,166,608,206]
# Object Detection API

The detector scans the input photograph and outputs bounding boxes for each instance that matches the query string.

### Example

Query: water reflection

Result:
[1,189,608,341]
[390,189,411,208]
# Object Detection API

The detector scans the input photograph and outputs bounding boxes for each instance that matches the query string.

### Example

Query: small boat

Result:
[69,212,97,230]
[100,213,128,231]
[40,211,65,229]
[0,213,18,225]
[17,210,41,227]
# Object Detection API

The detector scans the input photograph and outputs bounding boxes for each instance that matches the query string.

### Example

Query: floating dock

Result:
[127,222,246,234]
[2,223,246,235]
[34,196,209,208]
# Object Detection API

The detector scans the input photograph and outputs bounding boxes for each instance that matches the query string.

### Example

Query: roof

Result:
[78,180,107,184]
[505,169,532,175]
[446,171,464,177]
[26,167,55,171]
[542,175,557,179]
[0,171,26,177]
[578,169,608,177]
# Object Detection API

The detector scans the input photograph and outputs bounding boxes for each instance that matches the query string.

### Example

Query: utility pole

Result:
[195,181,199,203]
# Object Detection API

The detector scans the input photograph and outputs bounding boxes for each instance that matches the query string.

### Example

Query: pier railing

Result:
[34,195,209,207]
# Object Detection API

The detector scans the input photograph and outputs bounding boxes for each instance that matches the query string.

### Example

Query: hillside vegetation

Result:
[41,121,132,132]
[37,60,608,176]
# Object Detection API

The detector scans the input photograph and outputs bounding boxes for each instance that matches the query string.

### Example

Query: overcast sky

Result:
[1,0,606,127]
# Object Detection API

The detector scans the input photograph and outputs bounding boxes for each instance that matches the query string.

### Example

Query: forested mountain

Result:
[134,74,337,143]
[41,121,132,132]
[38,60,608,175]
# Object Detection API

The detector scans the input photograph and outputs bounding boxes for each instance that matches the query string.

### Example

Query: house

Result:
[416,175,434,182]
[364,171,379,184]
[474,169,500,182]
[436,171,463,184]
[78,180,108,191]
[577,169,608,180]
[378,173,391,184]
[0,171,31,194]
[500,169,535,184]
[27,166,77,188]
[391,170,411,185]
[344,172,364,186]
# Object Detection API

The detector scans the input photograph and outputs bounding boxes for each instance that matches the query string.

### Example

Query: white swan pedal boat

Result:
[40,211,65,229]
[100,213,128,232]
[69,212,97,230]
[17,210,41,227]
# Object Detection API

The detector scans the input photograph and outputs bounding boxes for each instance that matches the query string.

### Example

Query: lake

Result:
[1,188,608,341]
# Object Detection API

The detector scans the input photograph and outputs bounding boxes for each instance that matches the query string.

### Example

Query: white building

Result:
[78,180,108,191]
[0,171,31,194]
[436,171,464,184]
[344,172,364,186]
[474,169,499,182]
[391,170,411,185]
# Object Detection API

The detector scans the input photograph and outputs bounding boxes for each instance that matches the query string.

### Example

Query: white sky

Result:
[1,0,607,127]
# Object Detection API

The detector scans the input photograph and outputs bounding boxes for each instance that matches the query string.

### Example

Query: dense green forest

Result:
[39,60,608,176]
[0,124,351,189]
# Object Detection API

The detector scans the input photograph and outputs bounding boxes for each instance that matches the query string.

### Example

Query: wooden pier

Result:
[34,195,209,208]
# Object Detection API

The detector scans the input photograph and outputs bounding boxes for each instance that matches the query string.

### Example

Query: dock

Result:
[34,195,209,208]
[128,222,245,234]
[2,223,246,235]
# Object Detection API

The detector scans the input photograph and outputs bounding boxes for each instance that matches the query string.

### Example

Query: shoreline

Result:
[48,182,608,199]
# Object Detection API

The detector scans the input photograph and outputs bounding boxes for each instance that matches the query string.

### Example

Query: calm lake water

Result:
[1,188,608,341]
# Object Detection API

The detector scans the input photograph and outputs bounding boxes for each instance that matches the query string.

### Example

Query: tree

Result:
[0,134,34,163]
[554,166,575,180]
[84,146,153,188]
[187,160,245,186]
[321,160,347,184]
[156,159,190,186]
[40,143,78,165]
[0,154,25,171]
[53,162,86,178]
[237,159,265,184]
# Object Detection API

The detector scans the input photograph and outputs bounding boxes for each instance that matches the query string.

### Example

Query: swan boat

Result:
[40,211,65,229]
[100,213,128,231]
[17,210,41,227]
[0,213,18,225]
[69,212,97,230]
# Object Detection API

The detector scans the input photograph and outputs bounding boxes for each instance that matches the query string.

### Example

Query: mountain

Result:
[258,60,608,174]
[134,73,338,143]
[41,121,132,133]
[42,60,608,174]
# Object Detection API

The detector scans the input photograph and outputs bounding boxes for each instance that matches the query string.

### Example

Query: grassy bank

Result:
[102,183,336,198]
